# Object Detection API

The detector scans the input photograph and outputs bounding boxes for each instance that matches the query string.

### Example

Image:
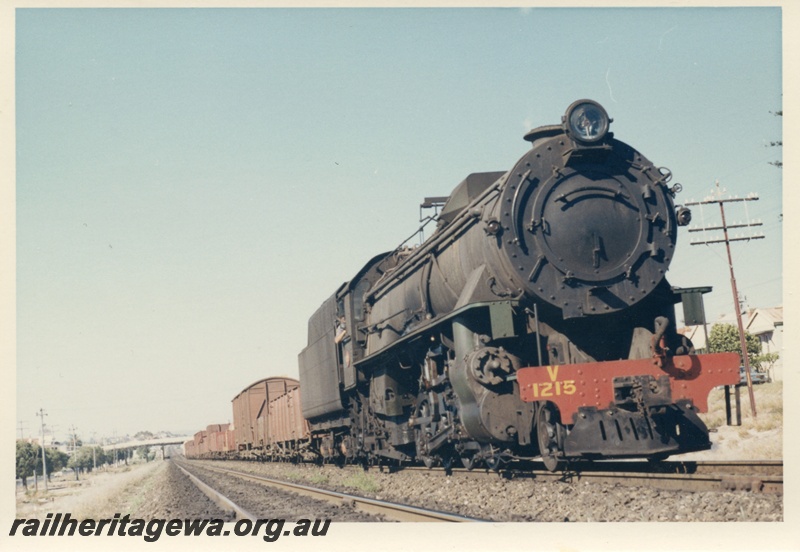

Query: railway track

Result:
[181,457,783,521]
[174,462,257,520]
[175,460,485,522]
[388,460,783,494]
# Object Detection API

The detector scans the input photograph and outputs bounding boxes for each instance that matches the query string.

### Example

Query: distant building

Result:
[678,306,783,381]
[744,306,783,381]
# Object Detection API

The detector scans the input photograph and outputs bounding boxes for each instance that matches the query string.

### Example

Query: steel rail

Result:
[553,469,782,493]
[174,461,257,520]
[372,460,783,494]
[181,461,486,522]
[664,460,783,476]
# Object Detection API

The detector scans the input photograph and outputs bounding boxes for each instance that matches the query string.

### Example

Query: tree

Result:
[707,323,763,370]
[69,445,110,472]
[136,445,154,462]
[92,446,111,468]
[16,441,37,491]
[36,448,69,480]
[67,446,99,480]
[754,352,780,380]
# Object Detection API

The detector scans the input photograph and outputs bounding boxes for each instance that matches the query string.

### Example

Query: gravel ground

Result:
[182,462,385,522]
[128,461,235,520]
[187,459,783,522]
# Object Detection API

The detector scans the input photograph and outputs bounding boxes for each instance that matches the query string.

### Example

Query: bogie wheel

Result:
[460,456,476,470]
[536,402,564,472]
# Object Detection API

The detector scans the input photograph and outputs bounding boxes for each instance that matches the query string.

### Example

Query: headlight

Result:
[565,100,610,143]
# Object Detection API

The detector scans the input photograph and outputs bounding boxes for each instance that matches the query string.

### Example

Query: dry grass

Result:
[307,472,330,485]
[702,381,783,431]
[341,471,381,493]
[283,470,305,483]
[16,461,163,520]
[682,381,783,461]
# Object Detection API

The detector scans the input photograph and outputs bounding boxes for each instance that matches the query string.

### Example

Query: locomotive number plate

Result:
[524,366,577,399]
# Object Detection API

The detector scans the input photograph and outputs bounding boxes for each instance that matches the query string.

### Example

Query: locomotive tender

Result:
[298,100,740,470]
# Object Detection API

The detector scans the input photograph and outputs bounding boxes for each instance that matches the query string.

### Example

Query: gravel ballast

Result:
[186,459,782,522]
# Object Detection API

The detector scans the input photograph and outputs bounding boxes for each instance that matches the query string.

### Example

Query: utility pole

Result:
[17,421,27,440]
[686,181,764,418]
[91,432,97,470]
[36,409,48,492]
[69,425,78,454]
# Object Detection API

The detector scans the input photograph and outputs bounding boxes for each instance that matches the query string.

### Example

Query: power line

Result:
[687,180,764,418]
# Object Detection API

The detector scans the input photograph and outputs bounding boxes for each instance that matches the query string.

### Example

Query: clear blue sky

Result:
[11,7,783,441]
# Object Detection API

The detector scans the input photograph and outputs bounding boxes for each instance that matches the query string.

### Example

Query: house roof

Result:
[677,305,783,349]
[745,306,783,335]
[713,306,783,335]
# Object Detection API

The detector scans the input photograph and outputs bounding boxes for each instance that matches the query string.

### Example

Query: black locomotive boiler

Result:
[299,100,739,470]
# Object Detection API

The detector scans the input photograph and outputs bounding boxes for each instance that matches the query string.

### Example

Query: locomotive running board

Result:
[516,353,741,424]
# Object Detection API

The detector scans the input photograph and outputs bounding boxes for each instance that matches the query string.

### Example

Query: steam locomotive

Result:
[299,100,740,470]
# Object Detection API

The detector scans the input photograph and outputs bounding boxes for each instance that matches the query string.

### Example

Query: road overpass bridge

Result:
[102,436,192,459]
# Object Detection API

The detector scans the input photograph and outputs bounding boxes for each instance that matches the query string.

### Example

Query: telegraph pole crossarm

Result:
[687,181,761,418]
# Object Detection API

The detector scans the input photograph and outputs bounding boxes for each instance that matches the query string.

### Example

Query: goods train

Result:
[185,377,310,461]
[186,100,740,471]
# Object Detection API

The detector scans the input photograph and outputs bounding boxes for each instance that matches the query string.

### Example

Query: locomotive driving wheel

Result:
[536,402,564,472]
